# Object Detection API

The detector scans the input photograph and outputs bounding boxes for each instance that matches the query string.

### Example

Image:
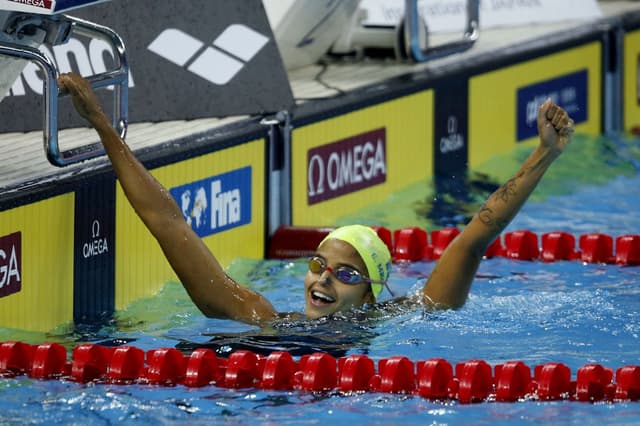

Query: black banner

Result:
[434,77,469,177]
[73,175,115,322]
[0,0,294,132]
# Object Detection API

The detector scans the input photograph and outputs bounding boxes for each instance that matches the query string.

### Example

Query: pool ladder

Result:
[0,12,128,167]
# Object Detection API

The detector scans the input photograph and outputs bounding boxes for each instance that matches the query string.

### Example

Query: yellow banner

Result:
[469,42,602,168]
[624,30,640,132]
[291,91,433,226]
[0,195,75,331]
[115,140,266,310]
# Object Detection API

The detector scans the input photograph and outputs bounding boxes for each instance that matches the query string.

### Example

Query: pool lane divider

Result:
[268,226,640,265]
[1,341,639,403]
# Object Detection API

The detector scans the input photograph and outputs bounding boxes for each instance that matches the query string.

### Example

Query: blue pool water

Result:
[1,135,640,425]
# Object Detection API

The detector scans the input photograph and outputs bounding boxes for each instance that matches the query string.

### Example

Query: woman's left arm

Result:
[421,98,574,308]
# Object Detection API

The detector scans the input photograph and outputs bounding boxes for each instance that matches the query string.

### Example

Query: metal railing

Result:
[0,14,128,167]
[404,0,479,62]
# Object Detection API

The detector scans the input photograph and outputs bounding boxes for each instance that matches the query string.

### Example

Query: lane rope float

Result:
[269,226,640,265]
[1,341,639,403]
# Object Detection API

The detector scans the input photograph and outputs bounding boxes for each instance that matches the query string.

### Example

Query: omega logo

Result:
[440,115,464,154]
[307,128,387,205]
[82,220,109,259]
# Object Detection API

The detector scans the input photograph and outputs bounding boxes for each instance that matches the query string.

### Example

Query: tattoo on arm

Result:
[477,168,529,232]
[496,177,517,203]
[496,168,527,203]
[478,204,510,232]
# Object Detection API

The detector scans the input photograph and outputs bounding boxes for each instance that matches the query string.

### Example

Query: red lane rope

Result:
[1,341,639,403]
[3,229,638,402]
[269,226,640,265]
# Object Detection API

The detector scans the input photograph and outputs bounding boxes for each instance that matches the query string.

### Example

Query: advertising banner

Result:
[0,0,293,132]
[0,195,75,331]
[0,0,109,14]
[73,175,115,322]
[114,139,266,310]
[468,42,602,168]
[624,29,640,132]
[434,77,468,177]
[291,91,433,226]
[0,231,21,298]
[306,128,387,206]
[516,70,588,142]
[359,0,602,34]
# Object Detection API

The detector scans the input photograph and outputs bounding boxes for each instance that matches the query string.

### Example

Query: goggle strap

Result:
[384,281,396,297]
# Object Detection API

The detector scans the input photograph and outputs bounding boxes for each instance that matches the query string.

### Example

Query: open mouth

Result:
[310,289,336,306]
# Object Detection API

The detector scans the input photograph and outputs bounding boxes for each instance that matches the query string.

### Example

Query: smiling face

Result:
[304,238,375,319]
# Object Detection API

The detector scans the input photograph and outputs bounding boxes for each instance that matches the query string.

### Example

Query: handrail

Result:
[0,14,128,167]
[404,0,479,62]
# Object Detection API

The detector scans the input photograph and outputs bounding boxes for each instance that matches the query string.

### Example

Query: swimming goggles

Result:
[307,256,386,285]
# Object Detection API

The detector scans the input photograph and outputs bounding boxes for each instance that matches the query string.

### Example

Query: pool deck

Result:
[0,0,639,196]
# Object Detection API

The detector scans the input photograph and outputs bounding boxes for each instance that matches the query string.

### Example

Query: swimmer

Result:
[59,73,575,325]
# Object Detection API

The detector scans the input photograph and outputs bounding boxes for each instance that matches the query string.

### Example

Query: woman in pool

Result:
[59,73,574,326]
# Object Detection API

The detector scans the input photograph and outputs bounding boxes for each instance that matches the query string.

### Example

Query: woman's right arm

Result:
[59,73,277,325]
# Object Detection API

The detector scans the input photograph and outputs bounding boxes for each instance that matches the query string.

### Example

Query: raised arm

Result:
[59,73,277,324]
[422,99,574,308]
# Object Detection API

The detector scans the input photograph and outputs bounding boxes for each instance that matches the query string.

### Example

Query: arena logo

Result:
[169,166,252,238]
[307,128,387,205]
[0,232,22,298]
[6,37,134,97]
[148,24,269,85]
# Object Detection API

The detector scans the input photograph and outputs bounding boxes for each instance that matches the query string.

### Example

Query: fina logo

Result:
[148,25,269,85]
[169,166,252,238]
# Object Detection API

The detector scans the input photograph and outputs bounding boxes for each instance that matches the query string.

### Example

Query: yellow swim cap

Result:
[320,225,391,299]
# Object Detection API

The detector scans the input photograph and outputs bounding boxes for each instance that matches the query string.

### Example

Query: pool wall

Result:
[0,4,638,332]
